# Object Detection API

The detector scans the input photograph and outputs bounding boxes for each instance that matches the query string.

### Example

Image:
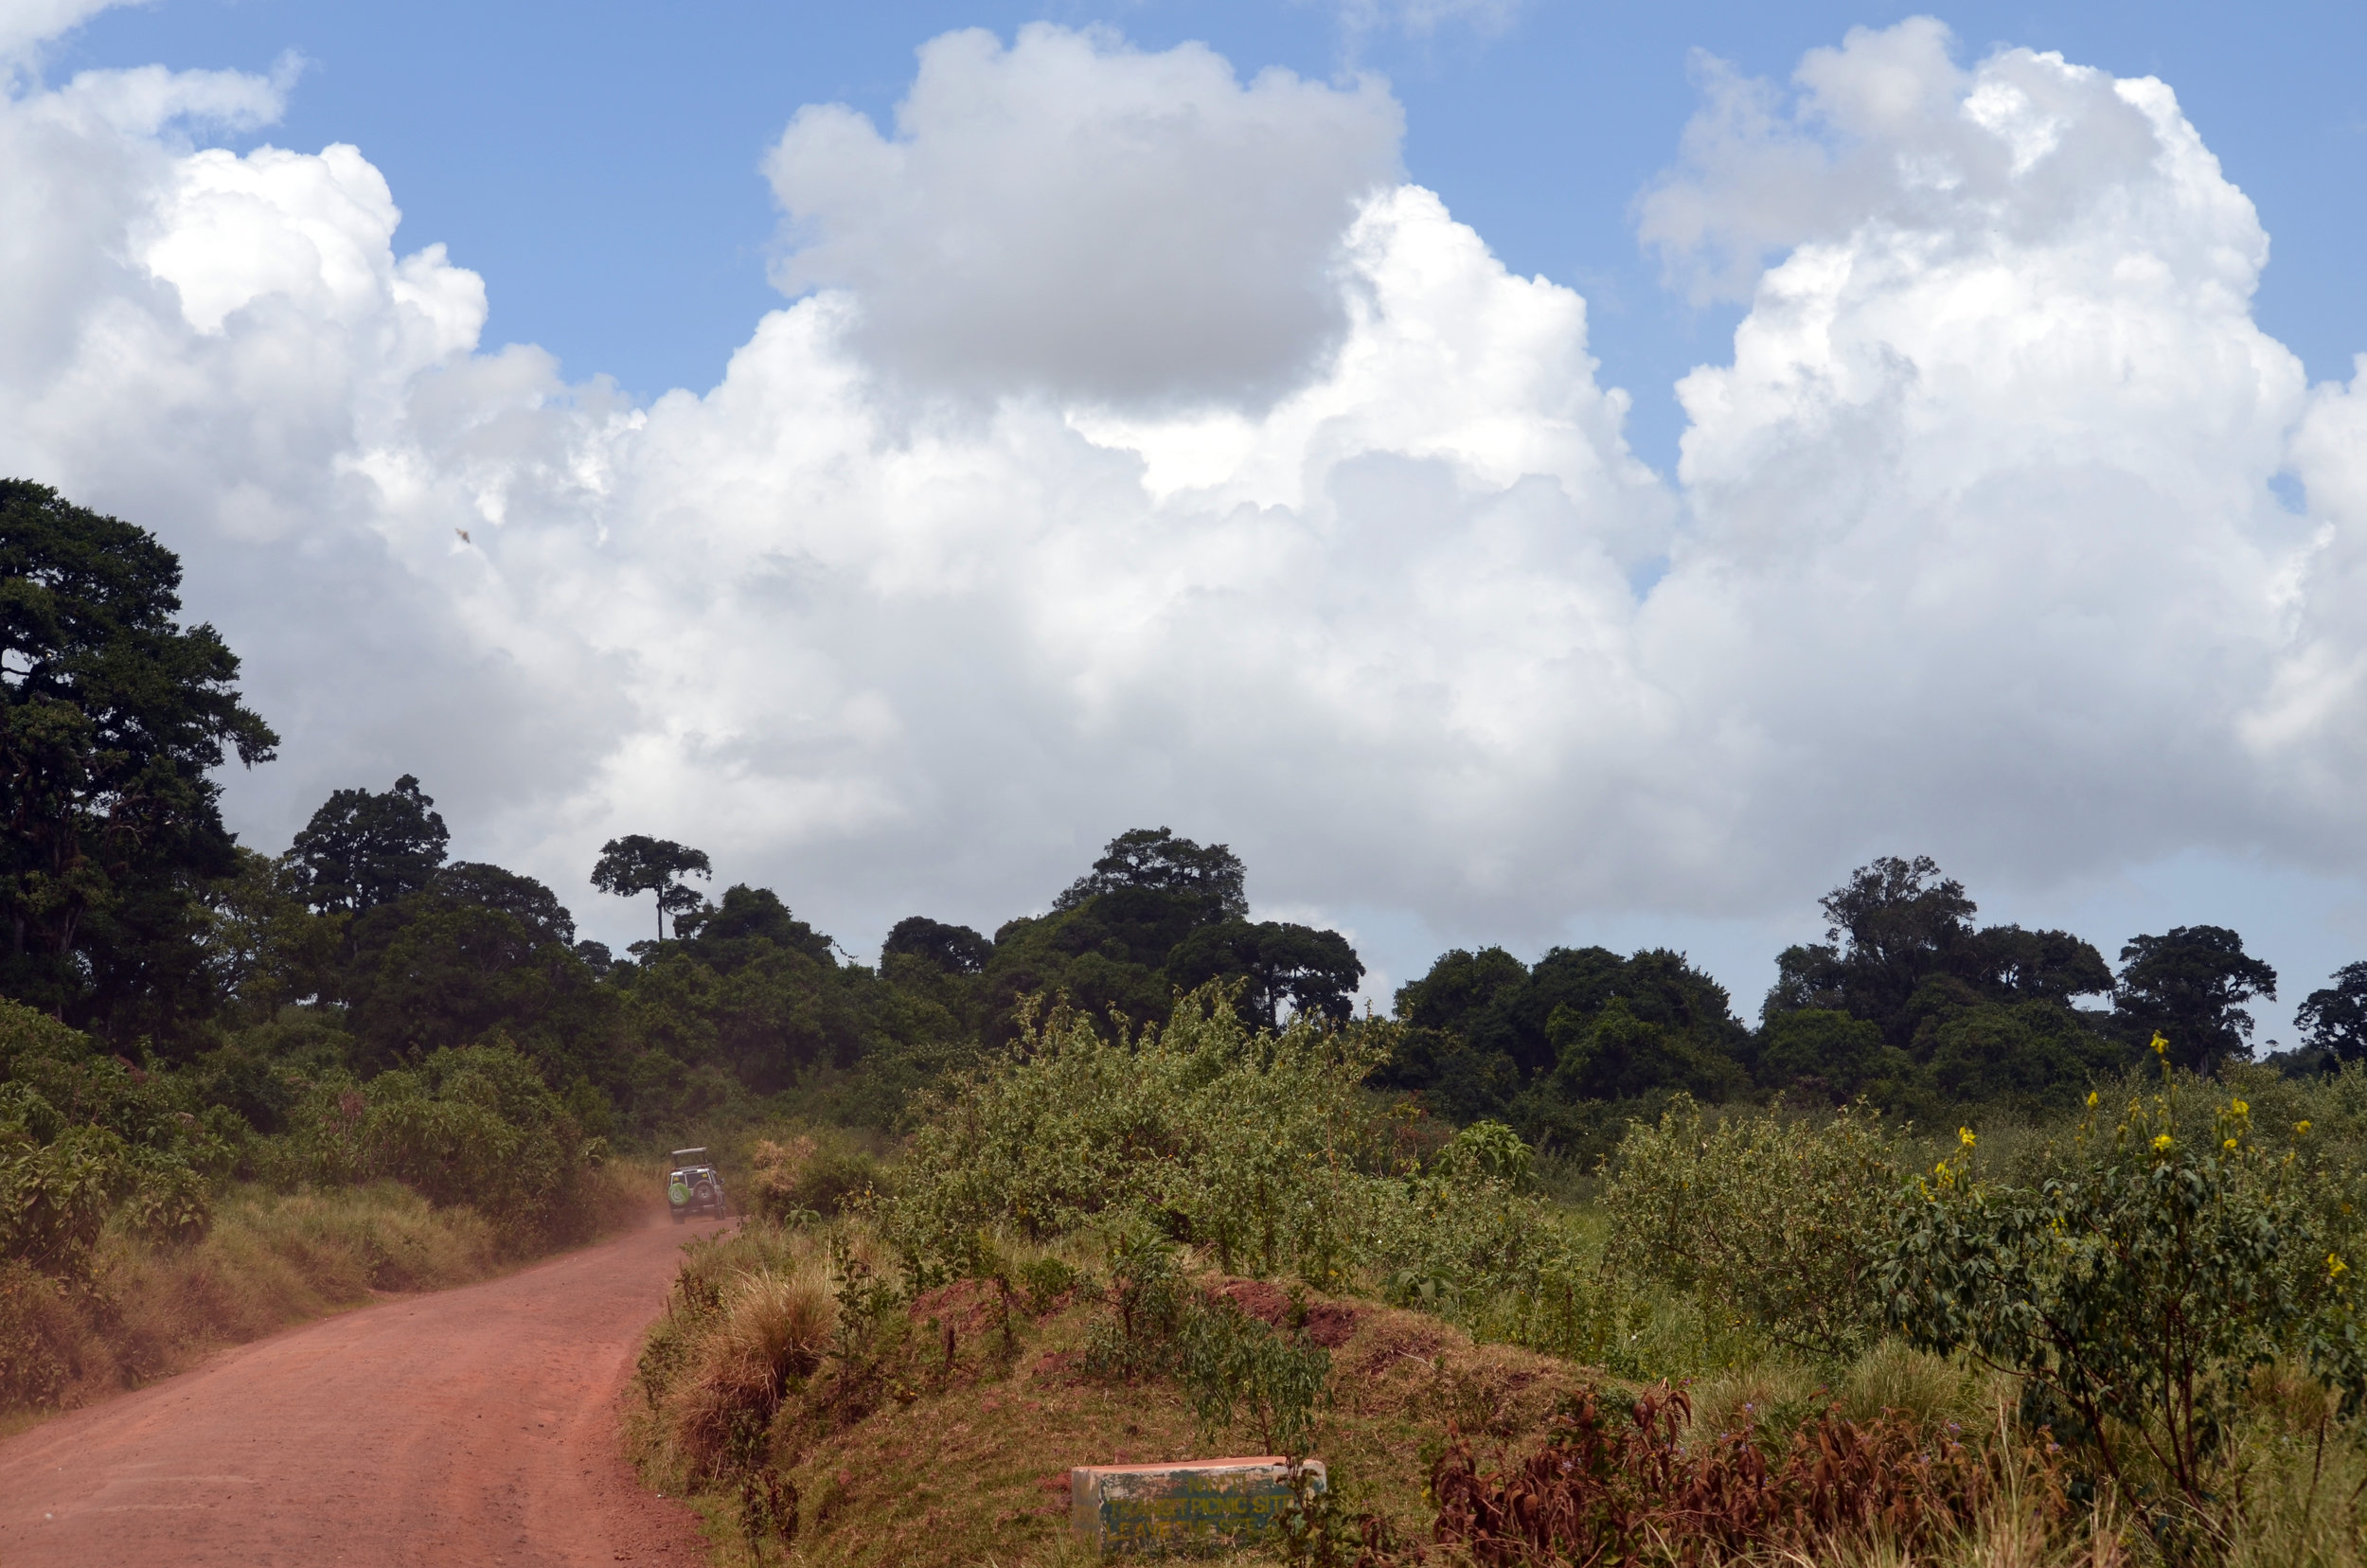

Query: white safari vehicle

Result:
[667,1149,728,1222]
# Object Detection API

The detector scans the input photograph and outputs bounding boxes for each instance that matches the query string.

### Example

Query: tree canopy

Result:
[2115,925,2277,1073]
[289,775,449,917]
[1051,826,1247,922]
[0,481,277,1037]
[590,834,713,943]
[1165,918,1364,1027]
[882,916,993,975]
[2299,961,2367,1065]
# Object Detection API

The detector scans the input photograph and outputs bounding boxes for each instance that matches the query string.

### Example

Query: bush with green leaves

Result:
[1366,1121,1568,1317]
[1886,1044,2367,1543]
[885,983,1631,1372]
[1082,1229,1331,1458]
[1082,1227,1196,1381]
[246,1038,607,1248]
[1180,1296,1332,1458]
[1602,1095,1905,1360]
[1,999,235,1274]
[883,987,1391,1283]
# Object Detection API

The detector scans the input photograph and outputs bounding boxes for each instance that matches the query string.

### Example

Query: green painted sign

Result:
[1070,1458,1324,1555]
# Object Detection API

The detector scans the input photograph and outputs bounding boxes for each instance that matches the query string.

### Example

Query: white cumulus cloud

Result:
[765,24,1403,412]
[0,14,2363,986]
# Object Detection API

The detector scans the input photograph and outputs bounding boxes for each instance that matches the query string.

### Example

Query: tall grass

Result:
[1,1160,648,1418]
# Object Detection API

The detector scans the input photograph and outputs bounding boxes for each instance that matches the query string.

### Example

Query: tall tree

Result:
[590,834,712,943]
[0,481,277,1033]
[882,916,993,975]
[431,861,575,946]
[676,884,834,971]
[289,775,449,916]
[1052,827,1247,922]
[2116,925,2277,1073]
[1166,918,1364,1027]
[1762,855,2112,1067]
[1766,855,1977,1043]
[2299,961,2367,1064]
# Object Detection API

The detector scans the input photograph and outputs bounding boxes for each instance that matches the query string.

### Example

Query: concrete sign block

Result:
[1069,1456,1326,1554]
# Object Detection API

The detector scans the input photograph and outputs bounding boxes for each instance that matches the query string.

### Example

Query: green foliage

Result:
[200,848,345,1026]
[747,1132,883,1222]
[2115,925,2280,1075]
[1924,999,2129,1114]
[1051,826,1247,921]
[1760,855,2126,1113]
[973,828,1361,1047]
[1887,1050,2363,1539]
[288,774,447,917]
[883,987,1388,1282]
[1081,1227,1194,1380]
[318,1041,605,1246]
[881,916,991,975]
[1078,1226,1331,1457]
[1754,1007,1907,1100]
[1180,1295,1332,1458]
[2300,961,2367,1065]
[1603,1096,1904,1359]
[347,900,597,1072]
[1547,994,1751,1104]
[0,998,232,1275]
[590,833,712,943]
[1367,1140,1597,1355]
[1378,945,1753,1149]
[0,481,278,1040]
[884,985,1621,1365]
[1166,918,1366,1028]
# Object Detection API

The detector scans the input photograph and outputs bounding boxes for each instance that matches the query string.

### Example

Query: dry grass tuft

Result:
[667,1265,836,1479]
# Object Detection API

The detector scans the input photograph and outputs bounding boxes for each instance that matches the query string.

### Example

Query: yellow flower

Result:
[2298,1121,2313,1137]
[2150,1032,2169,1057]
[1958,1127,1977,1149]
[2232,1098,2249,1117]
[2224,1138,2238,1151]
[2333,1254,2349,1278]
[2085,1091,2099,1109]
[2153,1133,2174,1153]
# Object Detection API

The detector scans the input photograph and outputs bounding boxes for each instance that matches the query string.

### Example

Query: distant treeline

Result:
[9,479,2367,1161]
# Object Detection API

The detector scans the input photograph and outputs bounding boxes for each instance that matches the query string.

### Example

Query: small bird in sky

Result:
[454,527,472,544]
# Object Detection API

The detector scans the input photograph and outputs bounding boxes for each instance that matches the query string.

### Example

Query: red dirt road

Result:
[0,1215,730,1567]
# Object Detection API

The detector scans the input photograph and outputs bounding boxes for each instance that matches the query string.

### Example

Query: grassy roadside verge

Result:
[0,1157,655,1427]
[622,1218,2121,1568]
[621,1218,1598,1568]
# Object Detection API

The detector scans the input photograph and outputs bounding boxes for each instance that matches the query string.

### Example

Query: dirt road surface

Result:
[0,1215,729,1567]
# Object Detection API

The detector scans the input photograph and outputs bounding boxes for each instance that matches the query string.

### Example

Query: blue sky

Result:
[52,0,2367,475]
[14,1,2367,1035]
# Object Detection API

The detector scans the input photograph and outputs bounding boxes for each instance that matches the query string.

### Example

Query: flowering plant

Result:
[1884,1040,2358,1545]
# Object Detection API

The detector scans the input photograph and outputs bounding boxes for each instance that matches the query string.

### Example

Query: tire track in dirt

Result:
[0,1214,727,1567]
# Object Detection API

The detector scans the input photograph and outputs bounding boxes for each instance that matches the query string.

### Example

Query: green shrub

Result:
[243,1039,608,1249]
[1602,1096,1904,1360]
[1078,1228,1330,1458]
[747,1133,882,1222]
[883,987,1389,1283]
[1887,1045,2365,1544]
[1082,1228,1194,1381]
[1179,1296,1331,1459]
[1,1000,234,1274]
